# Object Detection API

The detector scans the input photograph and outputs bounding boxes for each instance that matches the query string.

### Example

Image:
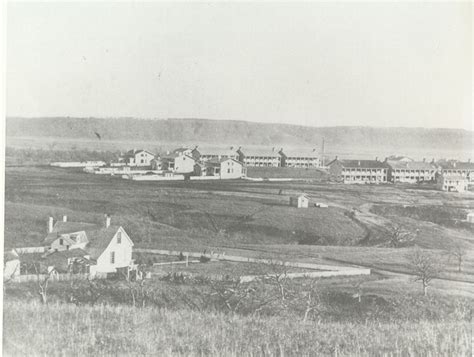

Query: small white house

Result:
[290,194,309,208]
[42,215,135,277]
[3,250,20,280]
[120,149,156,167]
[467,212,474,223]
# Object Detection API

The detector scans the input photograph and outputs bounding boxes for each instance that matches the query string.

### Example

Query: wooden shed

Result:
[290,194,309,208]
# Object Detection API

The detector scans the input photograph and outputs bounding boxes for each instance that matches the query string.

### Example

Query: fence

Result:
[11,273,94,283]
[135,248,371,279]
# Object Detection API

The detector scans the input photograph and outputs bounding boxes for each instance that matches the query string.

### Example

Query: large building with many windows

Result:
[386,160,436,183]
[278,149,321,168]
[237,147,281,167]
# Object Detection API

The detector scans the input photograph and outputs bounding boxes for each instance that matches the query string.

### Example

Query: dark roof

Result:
[195,147,238,156]
[328,159,388,169]
[279,149,319,158]
[42,249,91,272]
[173,147,191,153]
[238,148,280,157]
[387,160,436,170]
[86,225,122,260]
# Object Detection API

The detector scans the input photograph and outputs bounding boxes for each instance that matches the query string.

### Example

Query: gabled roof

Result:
[386,160,436,170]
[85,225,123,260]
[206,157,242,166]
[195,147,239,157]
[438,161,474,170]
[238,148,280,157]
[279,149,319,158]
[122,149,155,159]
[328,159,388,169]
[4,250,19,262]
[173,147,192,153]
[44,222,99,245]
[386,155,414,162]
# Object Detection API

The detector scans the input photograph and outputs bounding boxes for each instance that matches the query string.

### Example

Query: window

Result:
[228,169,231,173]
[117,232,122,244]
[110,252,115,264]
[59,238,63,245]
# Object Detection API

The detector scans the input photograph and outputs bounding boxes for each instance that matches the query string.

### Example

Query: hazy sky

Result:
[6,2,473,130]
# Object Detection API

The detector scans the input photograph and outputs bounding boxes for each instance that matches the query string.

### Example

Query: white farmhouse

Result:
[161,149,196,174]
[120,149,156,167]
[42,215,135,277]
[194,158,246,179]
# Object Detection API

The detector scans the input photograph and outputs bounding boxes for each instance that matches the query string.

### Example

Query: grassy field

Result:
[3,301,471,356]
[5,166,474,251]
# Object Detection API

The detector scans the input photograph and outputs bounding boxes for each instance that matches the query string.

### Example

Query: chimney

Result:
[335,155,338,160]
[105,214,111,228]
[469,159,471,163]
[62,215,67,222]
[272,147,275,152]
[48,217,54,233]
[375,156,378,161]
[423,158,426,162]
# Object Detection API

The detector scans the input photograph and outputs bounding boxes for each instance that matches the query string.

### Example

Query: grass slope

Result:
[3,301,471,356]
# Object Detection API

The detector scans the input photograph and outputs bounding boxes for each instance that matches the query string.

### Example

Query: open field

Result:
[3,300,471,356]
[5,166,474,251]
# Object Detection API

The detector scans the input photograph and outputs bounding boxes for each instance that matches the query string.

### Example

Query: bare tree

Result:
[209,279,255,313]
[448,244,467,273]
[351,279,365,303]
[302,279,320,322]
[408,248,441,296]
[34,264,53,304]
[389,225,415,248]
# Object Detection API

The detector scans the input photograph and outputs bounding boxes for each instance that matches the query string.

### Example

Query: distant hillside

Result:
[6,117,474,152]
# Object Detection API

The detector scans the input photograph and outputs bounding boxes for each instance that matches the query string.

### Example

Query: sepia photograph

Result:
[2,1,473,356]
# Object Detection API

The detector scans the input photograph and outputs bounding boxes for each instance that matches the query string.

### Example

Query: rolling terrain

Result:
[4,165,474,356]
[6,117,474,160]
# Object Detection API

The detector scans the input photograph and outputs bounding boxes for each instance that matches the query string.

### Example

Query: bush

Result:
[200,255,211,263]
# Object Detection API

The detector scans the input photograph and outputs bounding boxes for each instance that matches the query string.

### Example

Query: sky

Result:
[6,2,473,130]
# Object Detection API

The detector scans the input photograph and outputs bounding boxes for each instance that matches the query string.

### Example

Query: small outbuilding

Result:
[290,194,309,208]
[467,212,474,224]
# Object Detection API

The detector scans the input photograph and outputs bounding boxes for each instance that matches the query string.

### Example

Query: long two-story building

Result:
[237,147,281,167]
[437,160,474,183]
[386,160,436,183]
[278,148,321,168]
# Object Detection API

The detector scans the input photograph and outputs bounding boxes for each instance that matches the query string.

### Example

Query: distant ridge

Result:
[6,117,474,151]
